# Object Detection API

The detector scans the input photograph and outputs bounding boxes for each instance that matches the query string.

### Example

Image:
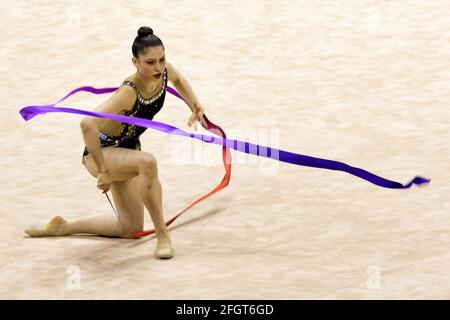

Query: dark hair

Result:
[132,26,165,58]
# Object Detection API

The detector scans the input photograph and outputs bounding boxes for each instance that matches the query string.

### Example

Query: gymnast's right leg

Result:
[28,177,144,239]
[25,147,144,238]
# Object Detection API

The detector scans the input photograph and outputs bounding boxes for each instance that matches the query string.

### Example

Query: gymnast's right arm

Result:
[79,85,136,172]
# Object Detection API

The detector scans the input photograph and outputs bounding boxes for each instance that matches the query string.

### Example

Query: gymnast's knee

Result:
[138,154,158,180]
[119,230,141,239]
[117,225,143,239]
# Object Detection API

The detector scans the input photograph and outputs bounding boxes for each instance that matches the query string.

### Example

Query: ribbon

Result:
[19,85,430,237]
[19,85,232,238]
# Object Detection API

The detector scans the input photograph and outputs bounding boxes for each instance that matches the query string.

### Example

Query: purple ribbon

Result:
[19,85,430,189]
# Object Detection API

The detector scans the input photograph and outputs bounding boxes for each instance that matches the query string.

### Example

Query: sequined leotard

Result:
[81,68,168,165]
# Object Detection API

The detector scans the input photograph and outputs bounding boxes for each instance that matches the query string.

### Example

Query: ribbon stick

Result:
[19,85,430,237]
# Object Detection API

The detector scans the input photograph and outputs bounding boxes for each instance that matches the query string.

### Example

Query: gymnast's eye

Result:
[147,59,164,64]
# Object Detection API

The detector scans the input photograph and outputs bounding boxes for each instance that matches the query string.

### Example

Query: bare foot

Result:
[25,215,67,237]
[155,233,174,259]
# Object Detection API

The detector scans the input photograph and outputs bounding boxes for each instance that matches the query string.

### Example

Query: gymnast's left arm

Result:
[166,62,206,129]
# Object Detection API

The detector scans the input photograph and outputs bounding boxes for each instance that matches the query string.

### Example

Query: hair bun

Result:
[137,26,153,37]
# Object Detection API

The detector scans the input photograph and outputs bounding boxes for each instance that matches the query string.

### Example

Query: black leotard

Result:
[82,68,168,164]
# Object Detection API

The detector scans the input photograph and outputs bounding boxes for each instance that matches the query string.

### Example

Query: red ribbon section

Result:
[132,113,231,238]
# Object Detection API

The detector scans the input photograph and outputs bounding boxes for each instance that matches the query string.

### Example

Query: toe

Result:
[155,244,174,259]
[24,225,40,237]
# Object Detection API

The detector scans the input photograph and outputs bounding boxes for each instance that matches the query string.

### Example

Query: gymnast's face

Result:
[132,45,166,82]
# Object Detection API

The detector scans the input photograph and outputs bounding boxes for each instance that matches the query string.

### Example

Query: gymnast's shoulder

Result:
[165,61,181,85]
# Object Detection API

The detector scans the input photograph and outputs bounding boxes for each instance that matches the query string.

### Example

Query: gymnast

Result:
[25,26,206,259]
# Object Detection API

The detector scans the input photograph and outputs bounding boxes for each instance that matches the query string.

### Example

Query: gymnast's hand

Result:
[188,105,205,131]
[97,169,112,193]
